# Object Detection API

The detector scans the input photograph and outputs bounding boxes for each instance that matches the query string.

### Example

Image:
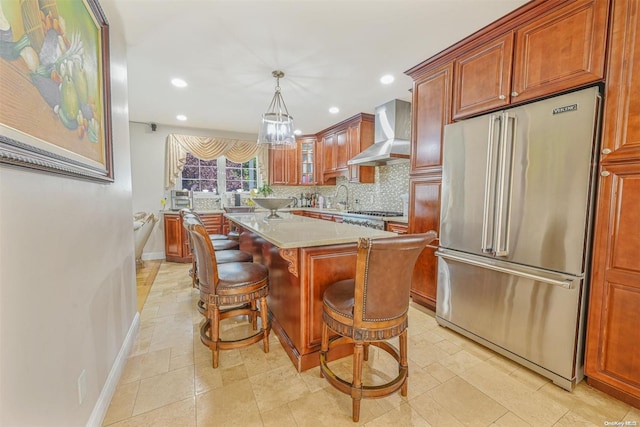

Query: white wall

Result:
[0,1,136,425]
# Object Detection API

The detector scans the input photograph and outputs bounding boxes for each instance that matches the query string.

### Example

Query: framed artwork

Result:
[0,0,113,182]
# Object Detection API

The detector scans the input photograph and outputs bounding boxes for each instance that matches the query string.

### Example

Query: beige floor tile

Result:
[553,410,599,426]
[537,380,631,425]
[423,362,457,384]
[132,365,195,416]
[408,391,465,427]
[194,361,224,395]
[288,387,377,426]
[102,381,139,426]
[624,407,640,422]
[106,397,196,427]
[364,402,430,427]
[259,403,298,427]
[220,363,249,385]
[439,349,484,376]
[490,411,531,426]
[427,377,508,425]
[249,364,311,412]
[458,363,567,426]
[195,379,261,426]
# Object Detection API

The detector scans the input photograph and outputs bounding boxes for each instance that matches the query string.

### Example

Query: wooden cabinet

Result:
[453,0,609,119]
[409,62,453,174]
[268,146,297,185]
[348,120,375,183]
[163,212,225,262]
[408,176,441,310]
[164,213,189,263]
[452,33,513,119]
[298,136,317,185]
[317,113,375,183]
[585,0,640,409]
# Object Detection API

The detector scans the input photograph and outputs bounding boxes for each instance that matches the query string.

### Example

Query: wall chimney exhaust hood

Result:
[348,99,411,166]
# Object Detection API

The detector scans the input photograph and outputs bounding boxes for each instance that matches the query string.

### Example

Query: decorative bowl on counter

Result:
[251,197,296,220]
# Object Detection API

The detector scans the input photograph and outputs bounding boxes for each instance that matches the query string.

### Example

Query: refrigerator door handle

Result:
[481,114,501,253]
[494,112,516,257]
[436,250,577,289]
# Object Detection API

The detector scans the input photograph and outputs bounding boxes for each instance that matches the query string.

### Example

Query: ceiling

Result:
[110,0,529,137]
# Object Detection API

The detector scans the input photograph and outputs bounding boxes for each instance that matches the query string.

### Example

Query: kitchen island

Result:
[225,211,395,371]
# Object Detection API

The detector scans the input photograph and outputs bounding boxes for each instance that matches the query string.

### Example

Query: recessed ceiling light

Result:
[380,74,394,84]
[294,129,302,135]
[176,114,187,121]
[329,107,340,114]
[171,78,187,88]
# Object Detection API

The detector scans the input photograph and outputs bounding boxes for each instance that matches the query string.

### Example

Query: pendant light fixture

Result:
[257,70,296,148]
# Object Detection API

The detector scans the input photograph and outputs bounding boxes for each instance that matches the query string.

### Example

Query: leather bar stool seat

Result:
[319,231,437,422]
[211,239,239,251]
[187,222,270,368]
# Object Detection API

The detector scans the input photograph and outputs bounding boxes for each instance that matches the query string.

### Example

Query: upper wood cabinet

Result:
[409,62,453,173]
[268,146,297,185]
[452,33,513,119]
[317,113,374,183]
[452,0,609,120]
[297,136,317,185]
[348,119,375,183]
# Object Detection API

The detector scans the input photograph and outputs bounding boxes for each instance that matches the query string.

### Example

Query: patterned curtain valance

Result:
[165,134,269,189]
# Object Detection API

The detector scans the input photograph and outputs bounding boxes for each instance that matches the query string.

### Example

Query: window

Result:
[180,153,258,193]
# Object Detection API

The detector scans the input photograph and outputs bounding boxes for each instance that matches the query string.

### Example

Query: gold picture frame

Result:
[0,0,113,182]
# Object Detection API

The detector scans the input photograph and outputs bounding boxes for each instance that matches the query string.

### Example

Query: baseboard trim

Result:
[86,313,140,427]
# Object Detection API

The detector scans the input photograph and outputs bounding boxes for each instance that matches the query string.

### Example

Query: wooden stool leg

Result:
[251,300,258,329]
[400,330,408,396]
[211,305,221,368]
[363,343,370,361]
[259,296,269,354]
[352,342,364,422]
[320,322,329,378]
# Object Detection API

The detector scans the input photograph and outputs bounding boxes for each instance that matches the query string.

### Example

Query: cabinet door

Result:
[164,214,189,262]
[348,122,375,183]
[269,148,287,185]
[286,146,297,184]
[200,213,223,235]
[411,62,453,173]
[511,0,609,103]
[585,163,640,407]
[452,33,513,120]
[322,133,335,175]
[408,176,441,310]
[335,129,349,171]
[298,137,316,185]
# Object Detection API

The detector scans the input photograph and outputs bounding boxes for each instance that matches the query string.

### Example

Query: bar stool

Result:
[187,222,270,368]
[180,209,240,251]
[319,231,437,422]
[223,206,255,240]
[179,209,230,241]
[181,214,253,294]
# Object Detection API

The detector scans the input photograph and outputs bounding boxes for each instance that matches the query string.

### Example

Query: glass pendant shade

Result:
[258,71,296,149]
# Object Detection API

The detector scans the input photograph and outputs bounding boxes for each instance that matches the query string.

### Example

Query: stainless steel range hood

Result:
[348,99,411,166]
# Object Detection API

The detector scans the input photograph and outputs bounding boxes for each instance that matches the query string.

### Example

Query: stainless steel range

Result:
[341,210,404,230]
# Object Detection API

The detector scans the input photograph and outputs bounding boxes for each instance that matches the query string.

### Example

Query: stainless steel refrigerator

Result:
[435,86,601,391]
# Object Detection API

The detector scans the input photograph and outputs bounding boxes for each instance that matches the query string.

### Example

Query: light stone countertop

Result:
[225,212,396,249]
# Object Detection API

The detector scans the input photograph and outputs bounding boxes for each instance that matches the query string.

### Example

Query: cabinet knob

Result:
[511,91,519,97]
[499,95,506,100]
[601,170,610,177]
[602,148,612,155]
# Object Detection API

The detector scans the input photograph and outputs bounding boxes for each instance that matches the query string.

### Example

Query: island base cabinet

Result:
[239,230,356,371]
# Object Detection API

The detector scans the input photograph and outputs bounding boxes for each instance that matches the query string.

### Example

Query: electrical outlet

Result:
[78,369,87,405]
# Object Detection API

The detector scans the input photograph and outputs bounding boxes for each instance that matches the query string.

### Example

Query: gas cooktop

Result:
[346,210,404,217]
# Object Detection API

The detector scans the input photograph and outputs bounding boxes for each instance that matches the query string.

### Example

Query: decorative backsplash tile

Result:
[270,162,410,213]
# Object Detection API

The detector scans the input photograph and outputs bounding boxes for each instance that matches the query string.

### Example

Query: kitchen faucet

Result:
[334,184,349,211]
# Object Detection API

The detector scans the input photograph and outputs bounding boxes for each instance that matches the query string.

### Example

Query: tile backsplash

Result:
[271,162,410,214]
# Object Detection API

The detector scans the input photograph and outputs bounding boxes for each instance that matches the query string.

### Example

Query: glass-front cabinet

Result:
[298,136,317,185]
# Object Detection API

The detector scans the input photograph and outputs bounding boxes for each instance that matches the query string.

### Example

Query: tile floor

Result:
[104,262,639,426]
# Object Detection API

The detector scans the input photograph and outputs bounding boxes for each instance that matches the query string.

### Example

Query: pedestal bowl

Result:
[251,197,296,220]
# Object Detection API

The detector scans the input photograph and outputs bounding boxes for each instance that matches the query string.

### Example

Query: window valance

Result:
[165,134,269,189]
